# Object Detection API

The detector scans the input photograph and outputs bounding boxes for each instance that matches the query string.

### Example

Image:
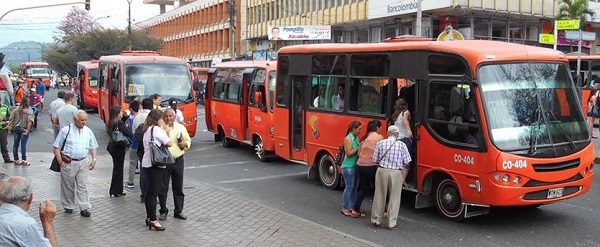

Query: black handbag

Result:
[334,145,345,166]
[111,125,130,147]
[50,125,71,172]
[150,126,174,167]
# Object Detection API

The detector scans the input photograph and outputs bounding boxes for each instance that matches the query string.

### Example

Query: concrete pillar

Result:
[160,4,166,14]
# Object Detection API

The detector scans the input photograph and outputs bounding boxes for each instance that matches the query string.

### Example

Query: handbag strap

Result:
[150,126,155,142]
[377,140,399,164]
[60,125,71,151]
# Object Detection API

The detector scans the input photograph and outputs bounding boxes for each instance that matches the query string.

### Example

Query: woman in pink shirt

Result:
[351,120,384,218]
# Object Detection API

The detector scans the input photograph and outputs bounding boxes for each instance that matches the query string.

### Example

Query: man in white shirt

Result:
[49,90,66,139]
[56,93,77,129]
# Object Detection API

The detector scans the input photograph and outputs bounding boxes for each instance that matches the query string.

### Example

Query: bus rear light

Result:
[502,175,510,184]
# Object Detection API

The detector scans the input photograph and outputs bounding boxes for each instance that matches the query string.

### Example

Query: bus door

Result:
[247,69,269,145]
[237,68,253,141]
[205,68,217,132]
[290,76,309,161]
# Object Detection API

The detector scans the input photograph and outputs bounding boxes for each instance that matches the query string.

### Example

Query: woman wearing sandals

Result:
[340,121,361,217]
[141,109,172,231]
[351,120,384,218]
[8,97,34,166]
[106,106,134,198]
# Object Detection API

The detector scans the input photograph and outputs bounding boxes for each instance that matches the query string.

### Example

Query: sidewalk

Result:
[1,152,380,247]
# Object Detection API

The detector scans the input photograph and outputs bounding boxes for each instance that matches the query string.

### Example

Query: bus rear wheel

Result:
[318,153,340,190]
[435,179,465,221]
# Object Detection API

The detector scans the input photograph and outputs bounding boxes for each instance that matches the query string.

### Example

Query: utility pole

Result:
[415,0,422,36]
[127,0,133,51]
[229,0,236,59]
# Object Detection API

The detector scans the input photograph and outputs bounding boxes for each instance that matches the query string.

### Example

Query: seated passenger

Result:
[313,86,330,108]
[331,84,345,110]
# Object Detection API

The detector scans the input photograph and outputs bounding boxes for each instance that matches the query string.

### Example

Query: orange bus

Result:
[205,61,277,161]
[20,62,52,89]
[75,60,100,110]
[566,55,600,115]
[275,40,594,220]
[98,51,197,137]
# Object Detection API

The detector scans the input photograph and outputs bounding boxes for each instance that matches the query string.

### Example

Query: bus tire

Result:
[434,179,465,221]
[318,153,340,190]
[220,129,237,148]
[254,137,269,162]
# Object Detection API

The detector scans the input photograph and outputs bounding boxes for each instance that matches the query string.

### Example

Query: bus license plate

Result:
[547,188,564,199]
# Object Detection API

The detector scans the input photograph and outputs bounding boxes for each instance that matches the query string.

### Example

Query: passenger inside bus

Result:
[331,83,345,111]
[313,85,331,108]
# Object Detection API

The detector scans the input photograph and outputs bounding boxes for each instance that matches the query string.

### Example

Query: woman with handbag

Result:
[340,121,361,217]
[106,106,134,198]
[8,97,34,166]
[141,109,172,231]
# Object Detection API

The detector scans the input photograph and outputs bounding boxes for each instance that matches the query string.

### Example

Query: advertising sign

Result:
[556,20,580,30]
[368,0,452,19]
[268,26,331,41]
[538,34,556,45]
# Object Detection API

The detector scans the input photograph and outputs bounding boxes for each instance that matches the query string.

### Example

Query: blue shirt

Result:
[0,203,51,247]
[36,83,46,97]
[53,123,99,159]
[128,115,138,149]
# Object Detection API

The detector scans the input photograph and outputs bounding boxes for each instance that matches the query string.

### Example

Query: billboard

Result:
[268,26,332,41]
[368,0,452,19]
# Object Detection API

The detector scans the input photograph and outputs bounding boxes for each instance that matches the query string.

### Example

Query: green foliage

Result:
[556,0,595,28]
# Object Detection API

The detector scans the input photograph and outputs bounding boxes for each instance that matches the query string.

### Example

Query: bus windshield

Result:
[89,69,99,87]
[26,68,51,78]
[124,64,192,102]
[479,62,588,152]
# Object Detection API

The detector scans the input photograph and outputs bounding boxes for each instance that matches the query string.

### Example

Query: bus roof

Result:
[278,40,567,65]
[565,54,600,61]
[21,62,49,66]
[99,53,186,65]
[211,60,276,69]
[76,60,99,68]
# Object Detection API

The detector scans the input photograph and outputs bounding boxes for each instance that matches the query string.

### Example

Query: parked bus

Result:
[275,40,594,220]
[98,51,197,137]
[74,60,99,110]
[566,55,600,115]
[205,61,277,161]
[20,62,52,89]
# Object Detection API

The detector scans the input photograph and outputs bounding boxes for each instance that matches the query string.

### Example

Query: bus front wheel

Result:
[318,154,340,190]
[220,130,237,148]
[435,179,465,221]
[254,138,269,162]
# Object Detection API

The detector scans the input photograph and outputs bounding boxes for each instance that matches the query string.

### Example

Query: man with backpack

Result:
[132,98,154,203]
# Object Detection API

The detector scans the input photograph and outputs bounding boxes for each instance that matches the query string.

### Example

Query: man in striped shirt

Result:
[370,125,411,230]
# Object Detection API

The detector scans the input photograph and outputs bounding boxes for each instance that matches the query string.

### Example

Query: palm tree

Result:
[556,0,595,28]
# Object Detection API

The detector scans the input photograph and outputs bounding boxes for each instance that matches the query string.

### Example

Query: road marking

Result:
[185,161,251,169]
[218,172,306,184]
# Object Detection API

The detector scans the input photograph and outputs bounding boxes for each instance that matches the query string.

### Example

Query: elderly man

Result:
[158,108,191,221]
[0,176,58,246]
[53,110,99,217]
[370,125,411,230]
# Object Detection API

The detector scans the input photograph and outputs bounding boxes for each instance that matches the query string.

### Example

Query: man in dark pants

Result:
[158,108,191,221]
[0,102,12,163]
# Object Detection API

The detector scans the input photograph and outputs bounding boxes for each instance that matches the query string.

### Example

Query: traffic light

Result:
[85,0,90,11]
[0,53,5,69]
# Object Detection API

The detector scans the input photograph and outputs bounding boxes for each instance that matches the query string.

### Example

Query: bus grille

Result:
[523,186,580,200]
[523,174,584,187]
[532,159,579,172]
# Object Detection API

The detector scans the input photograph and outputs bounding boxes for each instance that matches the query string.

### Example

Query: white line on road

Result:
[217,172,306,184]
[185,161,251,169]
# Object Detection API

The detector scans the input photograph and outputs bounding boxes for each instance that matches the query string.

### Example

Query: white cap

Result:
[387,125,400,134]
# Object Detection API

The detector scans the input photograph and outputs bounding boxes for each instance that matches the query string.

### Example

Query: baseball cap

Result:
[30,88,36,92]
[387,125,400,134]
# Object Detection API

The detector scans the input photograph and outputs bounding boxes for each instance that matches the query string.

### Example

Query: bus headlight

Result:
[513,176,521,185]
[502,174,510,184]
[493,174,501,181]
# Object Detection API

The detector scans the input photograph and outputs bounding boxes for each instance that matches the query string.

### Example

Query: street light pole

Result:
[127,0,132,51]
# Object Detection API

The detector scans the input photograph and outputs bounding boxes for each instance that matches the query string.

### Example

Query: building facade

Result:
[136,0,600,67]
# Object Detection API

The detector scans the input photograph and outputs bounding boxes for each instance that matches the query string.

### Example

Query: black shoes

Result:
[64,209,73,214]
[80,209,91,217]
[110,192,127,198]
[146,218,165,231]
[174,213,187,220]
[158,213,167,221]
[4,159,13,163]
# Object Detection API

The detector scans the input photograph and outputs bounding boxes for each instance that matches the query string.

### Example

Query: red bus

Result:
[75,60,100,110]
[98,51,197,137]
[566,55,600,115]
[205,61,277,161]
[275,40,594,220]
[20,62,52,89]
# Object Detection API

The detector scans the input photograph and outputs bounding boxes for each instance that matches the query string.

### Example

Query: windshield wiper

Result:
[546,110,576,150]
[528,108,541,155]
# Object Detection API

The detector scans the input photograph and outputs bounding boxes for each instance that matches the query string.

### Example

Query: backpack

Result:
[134,123,145,158]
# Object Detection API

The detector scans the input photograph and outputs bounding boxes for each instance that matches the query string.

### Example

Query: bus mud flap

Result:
[307,166,317,180]
[464,204,490,218]
[415,193,433,209]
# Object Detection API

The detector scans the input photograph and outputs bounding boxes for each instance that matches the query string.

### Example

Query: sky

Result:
[0,0,174,47]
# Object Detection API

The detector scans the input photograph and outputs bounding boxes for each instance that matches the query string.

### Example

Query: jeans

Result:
[353,166,378,212]
[341,167,357,210]
[12,126,29,161]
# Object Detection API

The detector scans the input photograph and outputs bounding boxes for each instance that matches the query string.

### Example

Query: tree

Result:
[556,0,595,28]
[54,7,99,45]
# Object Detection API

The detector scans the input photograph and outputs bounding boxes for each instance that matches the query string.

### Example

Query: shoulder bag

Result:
[111,124,131,147]
[376,140,399,164]
[334,145,345,166]
[50,125,71,172]
[150,126,175,167]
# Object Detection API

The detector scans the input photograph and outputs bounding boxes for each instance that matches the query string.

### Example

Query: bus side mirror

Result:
[193,79,200,91]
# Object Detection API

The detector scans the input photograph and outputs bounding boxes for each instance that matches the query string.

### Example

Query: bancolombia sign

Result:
[268,26,332,41]
[368,0,452,19]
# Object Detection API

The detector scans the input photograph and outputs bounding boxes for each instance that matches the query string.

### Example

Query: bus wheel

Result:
[318,154,340,190]
[435,179,465,221]
[254,138,269,162]
[220,130,237,148]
